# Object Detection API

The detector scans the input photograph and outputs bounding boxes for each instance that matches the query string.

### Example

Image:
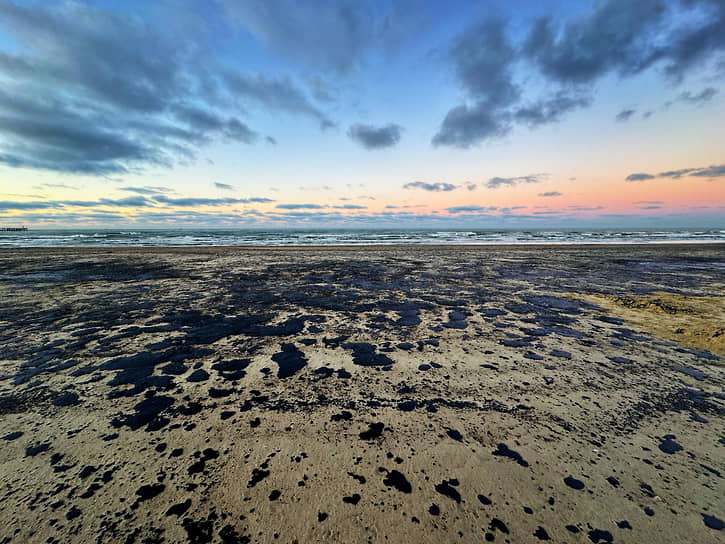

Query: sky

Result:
[0,0,723,229]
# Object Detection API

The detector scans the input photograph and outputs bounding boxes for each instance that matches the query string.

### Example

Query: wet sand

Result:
[0,244,723,543]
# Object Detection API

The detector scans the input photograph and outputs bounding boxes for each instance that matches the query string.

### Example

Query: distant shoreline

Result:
[3,241,725,253]
[2,227,722,248]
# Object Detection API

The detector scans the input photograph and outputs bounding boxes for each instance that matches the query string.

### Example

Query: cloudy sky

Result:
[0,0,723,228]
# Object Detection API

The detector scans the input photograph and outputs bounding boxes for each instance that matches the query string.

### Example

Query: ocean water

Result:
[1,228,724,247]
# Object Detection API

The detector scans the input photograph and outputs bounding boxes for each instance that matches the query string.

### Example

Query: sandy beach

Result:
[0,244,723,543]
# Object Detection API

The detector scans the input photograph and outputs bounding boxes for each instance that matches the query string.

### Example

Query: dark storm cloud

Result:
[432,102,510,148]
[218,0,375,73]
[615,109,636,122]
[675,87,719,105]
[657,168,700,178]
[1,212,126,224]
[0,2,184,113]
[309,76,337,103]
[0,2,335,175]
[435,0,725,147]
[223,72,333,127]
[347,123,402,149]
[569,205,604,211]
[403,181,457,192]
[690,164,725,177]
[5,192,46,200]
[214,182,235,190]
[135,211,250,221]
[119,186,172,195]
[626,163,725,181]
[154,196,273,206]
[35,183,77,190]
[658,0,725,80]
[522,1,668,84]
[432,19,516,147]
[432,21,592,146]
[216,0,426,74]
[172,105,258,143]
[0,201,63,211]
[0,197,150,211]
[514,91,591,127]
[450,19,519,106]
[539,191,562,197]
[525,0,725,82]
[0,3,251,174]
[625,173,656,181]
[486,174,547,189]
[271,211,339,219]
[275,203,327,210]
[153,195,274,208]
[101,197,150,207]
[0,90,168,174]
[54,197,151,208]
[0,51,33,75]
[446,206,495,214]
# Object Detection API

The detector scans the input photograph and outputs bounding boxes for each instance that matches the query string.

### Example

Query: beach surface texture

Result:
[0,245,723,543]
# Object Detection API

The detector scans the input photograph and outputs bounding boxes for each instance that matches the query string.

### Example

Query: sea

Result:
[1,228,724,247]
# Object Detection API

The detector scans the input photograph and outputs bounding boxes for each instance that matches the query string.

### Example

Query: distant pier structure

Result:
[1,226,28,232]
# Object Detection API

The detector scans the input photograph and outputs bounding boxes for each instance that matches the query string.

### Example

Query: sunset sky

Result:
[0,0,723,228]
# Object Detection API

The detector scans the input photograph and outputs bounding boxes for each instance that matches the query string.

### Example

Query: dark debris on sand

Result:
[0,245,723,544]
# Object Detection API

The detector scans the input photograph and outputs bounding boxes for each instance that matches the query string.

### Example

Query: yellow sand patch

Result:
[573,291,725,357]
